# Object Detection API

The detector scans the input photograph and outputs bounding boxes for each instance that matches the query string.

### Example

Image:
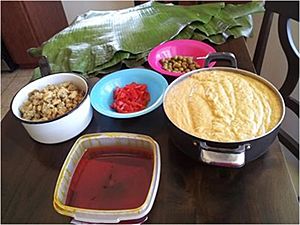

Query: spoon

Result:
[195,56,207,60]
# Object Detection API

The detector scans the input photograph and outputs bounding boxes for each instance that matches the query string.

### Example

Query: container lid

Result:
[53,132,161,223]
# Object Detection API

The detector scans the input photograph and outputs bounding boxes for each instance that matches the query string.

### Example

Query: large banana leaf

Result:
[29,1,264,79]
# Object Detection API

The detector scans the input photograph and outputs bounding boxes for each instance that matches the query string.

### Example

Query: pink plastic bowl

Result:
[148,39,216,77]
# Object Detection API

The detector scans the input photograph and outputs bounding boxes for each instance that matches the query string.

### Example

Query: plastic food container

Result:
[53,133,161,223]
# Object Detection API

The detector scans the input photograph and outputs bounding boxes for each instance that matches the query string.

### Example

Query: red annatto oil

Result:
[65,146,154,210]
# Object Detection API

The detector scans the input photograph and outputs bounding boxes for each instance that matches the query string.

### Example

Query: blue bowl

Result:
[90,68,169,118]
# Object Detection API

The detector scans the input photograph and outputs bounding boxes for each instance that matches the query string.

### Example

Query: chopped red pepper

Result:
[111,82,151,113]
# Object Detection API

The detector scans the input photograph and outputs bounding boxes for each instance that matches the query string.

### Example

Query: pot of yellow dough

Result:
[163,52,285,167]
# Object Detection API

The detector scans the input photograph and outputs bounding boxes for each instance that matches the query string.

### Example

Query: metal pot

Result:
[163,52,285,168]
[11,73,93,144]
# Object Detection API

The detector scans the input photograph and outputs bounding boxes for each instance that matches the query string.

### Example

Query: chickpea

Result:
[160,55,201,73]
[19,82,85,121]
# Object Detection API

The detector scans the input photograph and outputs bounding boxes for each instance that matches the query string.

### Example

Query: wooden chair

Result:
[253,1,299,159]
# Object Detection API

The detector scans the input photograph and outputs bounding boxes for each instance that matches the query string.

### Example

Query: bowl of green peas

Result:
[148,39,216,77]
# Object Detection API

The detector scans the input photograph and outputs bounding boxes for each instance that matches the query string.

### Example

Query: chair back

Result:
[253,1,299,158]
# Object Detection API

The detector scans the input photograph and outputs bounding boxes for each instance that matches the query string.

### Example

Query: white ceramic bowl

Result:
[11,73,93,144]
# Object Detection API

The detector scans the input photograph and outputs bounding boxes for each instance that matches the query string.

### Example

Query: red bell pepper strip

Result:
[110,82,150,113]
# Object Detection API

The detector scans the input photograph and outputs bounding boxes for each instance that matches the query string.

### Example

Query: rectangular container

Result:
[53,132,161,223]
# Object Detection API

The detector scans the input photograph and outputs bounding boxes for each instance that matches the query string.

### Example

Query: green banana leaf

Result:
[90,51,130,72]
[29,1,264,79]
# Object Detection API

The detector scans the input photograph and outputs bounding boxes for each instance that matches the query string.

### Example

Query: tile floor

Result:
[1,69,33,120]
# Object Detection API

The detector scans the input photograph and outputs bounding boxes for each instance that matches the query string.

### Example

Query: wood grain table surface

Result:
[1,37,299,224]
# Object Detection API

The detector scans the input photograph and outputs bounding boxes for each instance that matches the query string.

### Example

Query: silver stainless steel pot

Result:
[163,52,285,168]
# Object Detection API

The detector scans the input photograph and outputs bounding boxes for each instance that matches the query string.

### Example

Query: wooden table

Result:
[2,37,299,224]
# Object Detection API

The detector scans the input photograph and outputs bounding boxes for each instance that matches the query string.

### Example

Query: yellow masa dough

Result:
[164,70,283,142]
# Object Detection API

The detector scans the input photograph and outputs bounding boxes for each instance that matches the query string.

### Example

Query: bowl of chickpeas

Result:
[11,73,93,144]
[148,39,216,77]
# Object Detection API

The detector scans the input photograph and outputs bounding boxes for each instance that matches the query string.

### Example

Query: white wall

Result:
[61,1,134,24]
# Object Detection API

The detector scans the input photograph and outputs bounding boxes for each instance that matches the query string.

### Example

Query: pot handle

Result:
[39,56,52,76]
[204,52,237,68]
[197,141,251,168]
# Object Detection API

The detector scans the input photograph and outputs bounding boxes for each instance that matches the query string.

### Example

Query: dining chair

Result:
[253,1,299,159]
